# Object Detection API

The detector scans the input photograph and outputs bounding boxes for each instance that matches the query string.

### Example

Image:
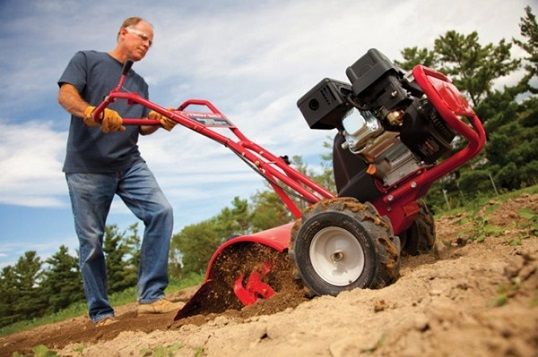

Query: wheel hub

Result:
[309,226,365,286]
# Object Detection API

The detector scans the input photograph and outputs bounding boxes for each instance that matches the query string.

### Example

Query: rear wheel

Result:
[401,201,436,256]
[289,197,400,297]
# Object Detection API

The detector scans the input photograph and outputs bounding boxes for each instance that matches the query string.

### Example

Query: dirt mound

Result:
[1,193,537,356]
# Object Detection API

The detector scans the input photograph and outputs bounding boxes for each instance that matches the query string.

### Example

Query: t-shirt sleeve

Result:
[58,51,87,92]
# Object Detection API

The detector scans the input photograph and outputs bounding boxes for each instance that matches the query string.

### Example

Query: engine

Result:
[297,49,455,198]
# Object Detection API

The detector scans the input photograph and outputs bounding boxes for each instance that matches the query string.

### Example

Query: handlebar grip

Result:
[122,60,134,75]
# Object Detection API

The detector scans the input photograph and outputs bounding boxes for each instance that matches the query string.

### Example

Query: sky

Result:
[0,0,533,268]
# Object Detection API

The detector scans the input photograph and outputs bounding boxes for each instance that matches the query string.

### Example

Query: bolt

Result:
[391,90,398,97]
[387,195,394,202]
[331,250,344,263]
[411,182,417,188]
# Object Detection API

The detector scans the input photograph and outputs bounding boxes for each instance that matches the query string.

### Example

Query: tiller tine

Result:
[233,262,275,305]
[174,262,276,321]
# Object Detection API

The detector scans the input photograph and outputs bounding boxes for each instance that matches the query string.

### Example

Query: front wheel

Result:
[289,197,400,297]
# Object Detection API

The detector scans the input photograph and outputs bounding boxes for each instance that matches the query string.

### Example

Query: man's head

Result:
[116,17,154,61]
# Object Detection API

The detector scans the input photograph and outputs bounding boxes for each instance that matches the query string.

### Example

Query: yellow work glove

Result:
[82,106,99,127]
[83,106,125,133]
[148,109,177,131]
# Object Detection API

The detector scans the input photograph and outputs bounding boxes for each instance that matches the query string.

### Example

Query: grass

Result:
[0,273,203,337]
[437,185,538,244]
[140,342,183,357]
[437,184,538,219]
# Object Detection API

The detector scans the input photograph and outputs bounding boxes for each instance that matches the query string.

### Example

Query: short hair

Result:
[117,17,152,39]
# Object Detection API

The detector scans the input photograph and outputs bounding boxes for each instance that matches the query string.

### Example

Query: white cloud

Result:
[0,236,78,268]
[0,119,67,207]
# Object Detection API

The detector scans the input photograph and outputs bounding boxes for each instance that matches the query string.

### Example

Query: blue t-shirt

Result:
[58,50,149,173]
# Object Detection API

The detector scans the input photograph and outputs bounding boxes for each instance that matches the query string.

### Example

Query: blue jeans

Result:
[66,160,173,322]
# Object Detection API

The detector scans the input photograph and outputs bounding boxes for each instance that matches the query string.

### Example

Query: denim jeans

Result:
[66,160,173,322]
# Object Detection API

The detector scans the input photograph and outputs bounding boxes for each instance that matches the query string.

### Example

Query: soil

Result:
[1,193,537,357]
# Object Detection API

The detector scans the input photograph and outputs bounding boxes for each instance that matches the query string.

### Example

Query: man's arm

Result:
[58,83,125,133]
[58,83,89,118]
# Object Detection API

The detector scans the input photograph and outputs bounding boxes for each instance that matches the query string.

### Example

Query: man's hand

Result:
[83,106,99,127]
[83,106,125,133]
[148,110,177,131]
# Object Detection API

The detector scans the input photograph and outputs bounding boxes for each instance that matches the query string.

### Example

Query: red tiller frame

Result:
[92,67,334,218]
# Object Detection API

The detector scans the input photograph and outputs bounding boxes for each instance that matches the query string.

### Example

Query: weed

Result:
[508,238,523,246]
[73,343,84,355]
[469,215,488,242]
[518,208,538,237]
[491,293,508,307]
[140,342,183,357]
[490,281,521,307]
[11,345,59,357]
[194,346,205,357]
[32,345,58,357]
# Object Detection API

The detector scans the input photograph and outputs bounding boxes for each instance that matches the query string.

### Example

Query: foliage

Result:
[250,190,292,231]
[513,6,538,92]
[397,31,520,108]
[41,246,83,313]
[103,225,134,293]
[0,224,145,329]
[171,219,222,275]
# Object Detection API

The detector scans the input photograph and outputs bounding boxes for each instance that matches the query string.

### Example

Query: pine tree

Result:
[103,225,132,293]
[13,251,46,320]
[514,6,538,93]
[0,265,20,327]
[41,245,84,312]
[123,223,141,288]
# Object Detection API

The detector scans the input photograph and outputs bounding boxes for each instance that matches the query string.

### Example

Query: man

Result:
[58,17,181,326]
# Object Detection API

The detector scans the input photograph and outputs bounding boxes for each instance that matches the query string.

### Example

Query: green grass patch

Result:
[435,185,538,219]
[140,342,183,357]
[489,281,521,307]
[0,273,203,337]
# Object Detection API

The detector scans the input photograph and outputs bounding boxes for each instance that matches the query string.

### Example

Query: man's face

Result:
[119,21,154,61]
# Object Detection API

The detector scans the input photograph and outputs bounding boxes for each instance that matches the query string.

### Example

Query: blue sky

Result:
[0,0,532,268]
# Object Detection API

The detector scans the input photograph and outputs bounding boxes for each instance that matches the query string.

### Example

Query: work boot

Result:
[94,316,117,327]
[137,298,184,315]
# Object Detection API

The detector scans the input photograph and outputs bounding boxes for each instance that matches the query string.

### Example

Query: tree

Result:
[397,31,520,108]
[41,245,84,312]
[395,46,438,70]
[122,223,141,288]
[171,219,221,275]
[434,31,520,108]
[513,6,538,92]
[214,197,251,238]
[250,190,292,231]
[103,225,132,293]
[12,251,46,320]
[0,265,20,327]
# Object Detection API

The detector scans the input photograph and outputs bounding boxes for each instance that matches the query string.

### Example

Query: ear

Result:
[118,28,128,41]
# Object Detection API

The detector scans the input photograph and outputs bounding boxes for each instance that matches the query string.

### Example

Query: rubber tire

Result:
[289,197,400,297]
[401,201,436,256]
